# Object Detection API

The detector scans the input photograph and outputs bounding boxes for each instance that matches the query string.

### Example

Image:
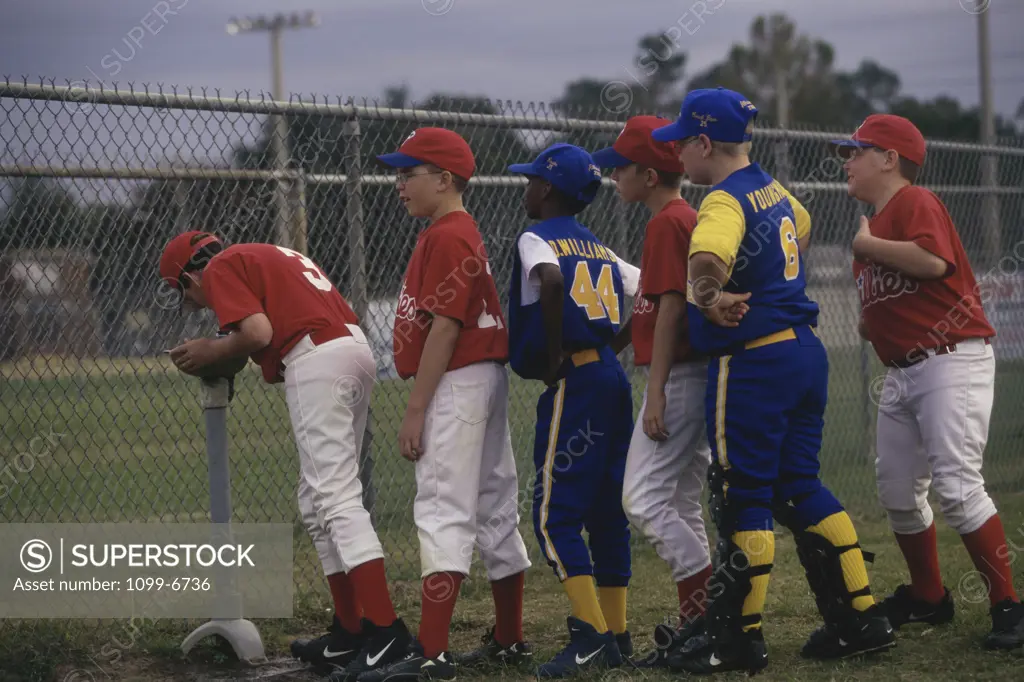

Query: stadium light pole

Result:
[976,7,1001,270]
[227,12,319,251]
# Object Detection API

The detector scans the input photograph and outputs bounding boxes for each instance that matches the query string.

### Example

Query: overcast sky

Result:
[2,0,1022,122]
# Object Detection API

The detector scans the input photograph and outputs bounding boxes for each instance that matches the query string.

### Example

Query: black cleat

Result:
[670,627,768,675]
[615,631,633,660]
[328,618,413,682]
[356,641,456,682]
[879,584,955,630]
[455,625,533,669]
[984,598,1024,650]
[801,605,896,660]
[290,615,364,673]
[636,621,703,669]
[536,616,623,679]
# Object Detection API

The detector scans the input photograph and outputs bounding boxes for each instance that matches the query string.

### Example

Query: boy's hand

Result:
[703,291,751,328]
[169,338,219,374]
[642,389,669,441]
[852,215,873,260]
[543,354,563,387]
[399,406,426,462]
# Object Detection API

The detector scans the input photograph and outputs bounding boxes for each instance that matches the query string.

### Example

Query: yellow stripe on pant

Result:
[715,356,730,468]
[540,379,568,580]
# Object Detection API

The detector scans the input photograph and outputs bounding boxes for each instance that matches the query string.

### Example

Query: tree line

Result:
[2,13,1021,358]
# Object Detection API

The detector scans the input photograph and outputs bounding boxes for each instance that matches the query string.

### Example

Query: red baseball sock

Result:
[348,559,398,627]
[491,571,525,646]
[419,571,464,659]
[326,571,363,633]
[961,514,1019,606]
[678,564,714,624]
[894,523,946,604]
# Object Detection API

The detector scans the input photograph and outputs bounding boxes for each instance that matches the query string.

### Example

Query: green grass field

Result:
[2,348,1024,680]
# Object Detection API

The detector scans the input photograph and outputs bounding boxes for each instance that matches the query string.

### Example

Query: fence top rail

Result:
[4,78,1024,157]
[4,164,1024,197]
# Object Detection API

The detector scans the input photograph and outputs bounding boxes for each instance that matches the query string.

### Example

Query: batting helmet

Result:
[158,231,222,291]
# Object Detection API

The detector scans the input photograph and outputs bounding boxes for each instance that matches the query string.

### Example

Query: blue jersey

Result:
[509,216,626,379]
[687,164,819,355]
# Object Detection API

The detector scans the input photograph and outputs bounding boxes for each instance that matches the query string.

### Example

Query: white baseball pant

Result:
[283,325,384,576]
[875,337,998,535]
[622,361,712,582]
[415,361,532,579]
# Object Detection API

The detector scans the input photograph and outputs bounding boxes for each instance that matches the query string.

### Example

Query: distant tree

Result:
[1,178,84,250]
[687,14,851,129]
[551,31,689,151]
[556,31,687,119]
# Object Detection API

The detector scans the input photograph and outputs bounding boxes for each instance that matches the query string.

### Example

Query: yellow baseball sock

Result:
[563,575,608,633]
[733,530,775,631]
[598,586,627,634]
[807,512,874,611]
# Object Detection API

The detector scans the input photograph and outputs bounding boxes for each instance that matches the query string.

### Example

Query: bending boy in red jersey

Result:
[834,113,1024,650]
[361,128,532,682]
[158,234,412,680]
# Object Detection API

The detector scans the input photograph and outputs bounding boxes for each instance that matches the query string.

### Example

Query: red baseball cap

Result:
[159,230,222,290]
[377,127,476,180]
[591,116,684,174]
[830,114,926,166]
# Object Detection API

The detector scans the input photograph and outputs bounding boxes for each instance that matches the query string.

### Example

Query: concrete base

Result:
[181,619,266,664]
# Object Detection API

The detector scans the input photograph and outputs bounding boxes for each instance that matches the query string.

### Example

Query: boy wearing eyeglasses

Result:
[362,128,532,682]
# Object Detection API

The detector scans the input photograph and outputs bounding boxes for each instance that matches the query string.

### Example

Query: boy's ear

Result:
[541,181,554,201]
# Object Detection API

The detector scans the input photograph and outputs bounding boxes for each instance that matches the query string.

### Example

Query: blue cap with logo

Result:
[651,88,759,143]
[508,143,604,204]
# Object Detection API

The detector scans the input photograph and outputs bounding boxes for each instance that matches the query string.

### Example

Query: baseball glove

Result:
[192,330,249,379]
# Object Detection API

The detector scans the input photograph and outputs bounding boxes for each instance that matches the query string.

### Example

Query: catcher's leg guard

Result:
[671,463,771,675]
[775,500,896,660]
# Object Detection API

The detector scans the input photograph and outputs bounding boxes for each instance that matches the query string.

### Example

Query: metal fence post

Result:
[289,165,309,255]
[270,112,294,249]
[342,116,376,519]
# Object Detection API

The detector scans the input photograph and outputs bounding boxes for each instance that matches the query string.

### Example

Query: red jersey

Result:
[853,185,995,366]
[393,211,508,380]
[202,244,358,384]
[632,199,699,367]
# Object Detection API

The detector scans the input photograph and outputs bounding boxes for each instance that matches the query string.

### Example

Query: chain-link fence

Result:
[3,78,1024,602]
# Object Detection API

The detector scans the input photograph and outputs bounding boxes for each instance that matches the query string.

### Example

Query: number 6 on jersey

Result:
[779,217,800,281]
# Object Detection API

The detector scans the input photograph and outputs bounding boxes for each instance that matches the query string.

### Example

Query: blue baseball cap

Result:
[508,143,604,204]
[652,88,759,143]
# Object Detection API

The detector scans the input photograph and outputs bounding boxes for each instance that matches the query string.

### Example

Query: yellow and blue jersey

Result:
[687,163,818,355]
[509,216,627,380]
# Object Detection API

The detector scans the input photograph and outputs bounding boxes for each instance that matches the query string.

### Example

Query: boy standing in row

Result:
[592,116,714,666]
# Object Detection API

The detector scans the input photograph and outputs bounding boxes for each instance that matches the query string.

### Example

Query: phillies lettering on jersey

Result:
[853,185,994,366]
[856,263,920,308]
[201,243,358,384]
[392,211,508,379]
[632,282,655,316]
[396,281,416,323]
